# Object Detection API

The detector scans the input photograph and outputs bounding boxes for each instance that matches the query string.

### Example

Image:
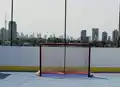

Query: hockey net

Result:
[37,43,92,77]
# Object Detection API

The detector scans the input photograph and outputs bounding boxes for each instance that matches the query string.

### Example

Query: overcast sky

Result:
[0,0,119,38]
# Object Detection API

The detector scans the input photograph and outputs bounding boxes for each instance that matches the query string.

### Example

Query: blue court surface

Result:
[0,72,120,87]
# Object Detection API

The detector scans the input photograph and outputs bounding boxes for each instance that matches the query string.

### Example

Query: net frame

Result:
[39,43,92,77]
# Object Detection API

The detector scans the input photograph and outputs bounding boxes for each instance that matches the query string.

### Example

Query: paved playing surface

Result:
[0,72,120,87]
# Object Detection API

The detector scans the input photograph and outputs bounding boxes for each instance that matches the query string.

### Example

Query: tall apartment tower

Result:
[102,31,108,41]
[108,36,111,41]
[112,30,118,42]
[8,21,17,40]
[0,13,9,41]
[0,28,8,41]
[92,28,99,41]
[81,30,86,41]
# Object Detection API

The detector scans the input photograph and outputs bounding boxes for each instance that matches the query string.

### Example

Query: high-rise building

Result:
[81,30,87,41]
[21,32,24,37]
[70,36,73,40]
[112,30,118,42]
[44,34,47,39]
[37,33,42,38]
[81,30,86,37]
[102,31,108,41]
[108,36,111,41]
[8,21,17,40]
[0,27,8,41]
[82,36,89,42]
[92,28,99,41]
[25,34,29,38]
[59,35,64,40]
[17,32,19,38]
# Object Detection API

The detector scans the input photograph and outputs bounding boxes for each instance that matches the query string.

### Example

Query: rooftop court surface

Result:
[0,72,120,87]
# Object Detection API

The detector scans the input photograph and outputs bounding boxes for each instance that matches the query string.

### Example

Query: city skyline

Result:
[0,17,119,41]
[0,0,119,39]
[0,24,119,42]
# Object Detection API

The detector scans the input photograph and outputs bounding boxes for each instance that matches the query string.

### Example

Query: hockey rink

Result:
[0,72,120,87]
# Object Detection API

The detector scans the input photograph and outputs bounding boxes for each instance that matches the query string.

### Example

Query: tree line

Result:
[0,37,120,47]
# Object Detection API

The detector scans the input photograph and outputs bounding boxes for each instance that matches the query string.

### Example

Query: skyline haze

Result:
[0,0,119,39]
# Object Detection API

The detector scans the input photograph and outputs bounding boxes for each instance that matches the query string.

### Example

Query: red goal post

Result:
[38,43,92,77]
